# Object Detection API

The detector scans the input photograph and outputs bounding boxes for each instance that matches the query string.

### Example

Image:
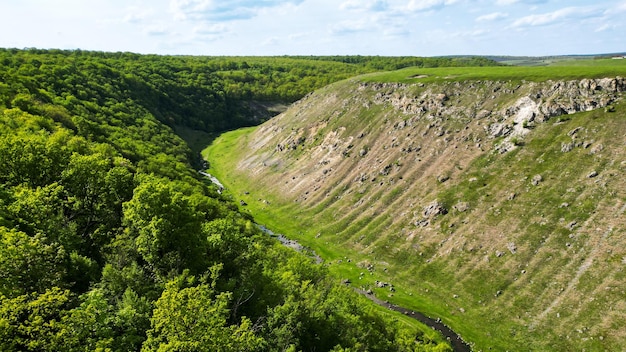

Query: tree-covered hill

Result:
[0,48,491,351]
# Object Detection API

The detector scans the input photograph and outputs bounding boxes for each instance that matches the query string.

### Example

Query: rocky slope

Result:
[217,76,626,350]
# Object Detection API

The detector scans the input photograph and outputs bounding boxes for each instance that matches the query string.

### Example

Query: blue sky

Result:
[1,0,624,56]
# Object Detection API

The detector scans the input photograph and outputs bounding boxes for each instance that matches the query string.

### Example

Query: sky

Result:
[0,0,624,56]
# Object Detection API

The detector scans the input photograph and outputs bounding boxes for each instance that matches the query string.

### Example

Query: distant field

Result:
[360,59,626,84]
[487,54,626,66]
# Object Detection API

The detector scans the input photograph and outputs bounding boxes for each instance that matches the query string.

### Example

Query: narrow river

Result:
[200,170,471,352]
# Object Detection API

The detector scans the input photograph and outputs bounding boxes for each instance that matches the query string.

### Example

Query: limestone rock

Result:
[561,142,574,153]
[531,174,543,186]
[423,201,448,217]
[453,202,469,212]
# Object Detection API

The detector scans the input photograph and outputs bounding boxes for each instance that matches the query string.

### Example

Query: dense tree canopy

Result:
[0,48,488,351]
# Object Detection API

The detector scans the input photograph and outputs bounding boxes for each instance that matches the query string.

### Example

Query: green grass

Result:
[360,60,626,84]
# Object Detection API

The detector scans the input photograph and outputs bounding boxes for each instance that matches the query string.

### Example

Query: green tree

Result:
[142,272,264,352]
[55,287,152,352]
[123,176,207,277]
[0,287,72,351]
[0,227,67,297]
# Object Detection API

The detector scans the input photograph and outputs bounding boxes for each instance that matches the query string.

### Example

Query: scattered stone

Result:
[583,141,592,149]
[587,171,598,178]
[380,164,392,176]
[507,242,517,254]
[415,219,430,227]
[507,193,517,200]
[568,127,582,137]
[359,148,368,157]
[495,140,515,154]
[342,279,351,285]
[561,142,574,153]
[437,174,450,183]
[559,202,570,208]
[240,200,248,206]
[590,144,604,154]
[423,201,448,217]
[476,110,491,119]
[496,251,505,258]
[453,202,469,212]
[567,221,578,230]
[488,123,512,138]
[531,174,543,186]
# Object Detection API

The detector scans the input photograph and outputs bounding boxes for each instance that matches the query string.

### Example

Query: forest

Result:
[0,48,497,351]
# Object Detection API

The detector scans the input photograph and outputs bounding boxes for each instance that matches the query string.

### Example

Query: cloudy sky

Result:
[1,0,624,56]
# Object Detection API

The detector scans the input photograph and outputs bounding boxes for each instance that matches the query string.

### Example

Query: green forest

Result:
[0,48,496,351]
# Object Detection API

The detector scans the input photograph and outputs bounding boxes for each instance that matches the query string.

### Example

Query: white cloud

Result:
[476,12,508,21]
[613,0,626,12]
[512,6,601,28]
[121,7,151,24]
[169,0,305,22]
[405,0,459,12]
[340,0,388,12]
[143,24,169,36]
[329,19,368,35]
[594,23,615,33]
[496,0,546,5]
[193,23,229,35]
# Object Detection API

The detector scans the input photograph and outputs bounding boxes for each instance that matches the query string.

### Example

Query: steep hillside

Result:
[205,69,626,351]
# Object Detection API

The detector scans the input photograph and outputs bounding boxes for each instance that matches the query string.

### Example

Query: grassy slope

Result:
[204,61,626,351]
[203,127,453,346]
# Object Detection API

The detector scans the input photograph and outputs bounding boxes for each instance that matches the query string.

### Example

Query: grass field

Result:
[359,59,626,84]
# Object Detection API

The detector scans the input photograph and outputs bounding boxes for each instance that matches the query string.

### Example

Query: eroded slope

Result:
[216,76,626,350]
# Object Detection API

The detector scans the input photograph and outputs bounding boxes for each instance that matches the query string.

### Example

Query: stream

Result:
[200,170,471,352]
[257,224,471,352]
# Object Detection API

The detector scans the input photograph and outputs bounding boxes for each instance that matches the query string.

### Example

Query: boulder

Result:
[531,174,543,186]
[423,201,448,217]
[453,202,469,212]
